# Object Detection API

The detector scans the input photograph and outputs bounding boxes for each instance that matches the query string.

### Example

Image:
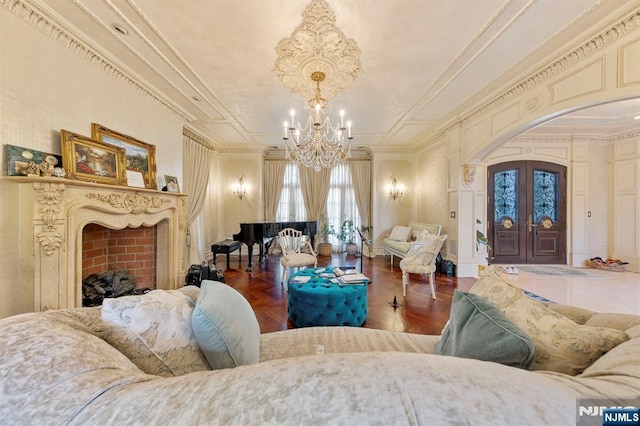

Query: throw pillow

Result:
[192,280,260,370]
[470,267,629,375]
[435,290,535,369]
[388,225,411,242]
[101,289,210,377]
[414,228,432,243]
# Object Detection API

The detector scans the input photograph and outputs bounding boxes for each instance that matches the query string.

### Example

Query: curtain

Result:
[183,130,214,264]
[264,160,287,220]
[349,159,372,226]
[299,165,332,220]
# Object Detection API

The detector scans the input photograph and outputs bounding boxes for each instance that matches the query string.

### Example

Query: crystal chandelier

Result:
[282,71,353,172]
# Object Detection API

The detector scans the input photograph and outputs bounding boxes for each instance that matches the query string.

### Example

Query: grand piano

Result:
[233,221,318,272]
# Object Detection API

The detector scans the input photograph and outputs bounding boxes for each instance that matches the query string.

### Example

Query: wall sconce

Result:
[388,174,404,201]
[232,174,247,200]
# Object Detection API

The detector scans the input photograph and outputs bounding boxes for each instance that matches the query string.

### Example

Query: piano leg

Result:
[246,245,254,272]
[246,242,266,272]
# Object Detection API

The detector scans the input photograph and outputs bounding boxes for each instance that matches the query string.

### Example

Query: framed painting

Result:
[91,123,157,189]
[164,175,180,193]
[60,130,128,185]
[5,144,61,176]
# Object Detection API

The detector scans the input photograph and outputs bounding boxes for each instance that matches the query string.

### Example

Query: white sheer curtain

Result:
[326,163,361,247]
[183,130,214,264]
[263,160,287,221]
[299,165,331,220]
[275,162,307,221]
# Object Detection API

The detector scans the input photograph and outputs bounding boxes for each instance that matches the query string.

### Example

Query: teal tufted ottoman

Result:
[287,268,368,327]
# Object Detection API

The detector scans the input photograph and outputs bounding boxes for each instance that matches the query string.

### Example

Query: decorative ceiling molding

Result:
[607,129,640,143]
[0,0,189,121]
[423,7,640,148]
[273,0,361,105]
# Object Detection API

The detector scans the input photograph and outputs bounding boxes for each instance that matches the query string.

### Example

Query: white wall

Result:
[0,9,186,317]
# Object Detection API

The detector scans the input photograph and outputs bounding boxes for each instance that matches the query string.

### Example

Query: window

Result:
[326,163,361,243]
[275,163,306,221]
[275,163,361,246]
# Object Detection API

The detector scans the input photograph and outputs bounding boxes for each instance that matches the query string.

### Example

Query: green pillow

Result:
[434,290,535,370]
[192,280,260,370]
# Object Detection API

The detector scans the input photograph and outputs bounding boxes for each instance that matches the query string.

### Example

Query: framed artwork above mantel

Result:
[91,123,157,189]
[60,130,128,186]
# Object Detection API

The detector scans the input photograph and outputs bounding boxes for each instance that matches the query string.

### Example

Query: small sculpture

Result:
[39,161,54,177]
[26,161,40,176]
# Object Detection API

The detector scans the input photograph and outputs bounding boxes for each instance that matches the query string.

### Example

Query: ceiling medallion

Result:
[274,0,362,102]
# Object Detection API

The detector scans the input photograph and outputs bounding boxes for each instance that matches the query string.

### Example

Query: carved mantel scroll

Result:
[33,182,65,255]
[86,192,170,214]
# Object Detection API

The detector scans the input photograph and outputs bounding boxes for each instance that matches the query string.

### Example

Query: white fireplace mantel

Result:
[5,176,187,311]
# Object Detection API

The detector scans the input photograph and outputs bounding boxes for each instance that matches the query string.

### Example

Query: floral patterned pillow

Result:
[469,267,629,375]
[101,289,210,377]
[388,226,411,242]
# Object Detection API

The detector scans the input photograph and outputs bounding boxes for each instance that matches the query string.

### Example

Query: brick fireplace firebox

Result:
[7,177,187,311]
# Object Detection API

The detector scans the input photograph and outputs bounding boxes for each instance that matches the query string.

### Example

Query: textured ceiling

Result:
[34,0,640,151]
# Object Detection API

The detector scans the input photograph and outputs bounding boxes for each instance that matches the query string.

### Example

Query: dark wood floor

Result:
[216,252,477,336]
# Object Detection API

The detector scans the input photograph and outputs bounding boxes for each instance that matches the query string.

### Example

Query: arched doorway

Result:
[488,161,567,264]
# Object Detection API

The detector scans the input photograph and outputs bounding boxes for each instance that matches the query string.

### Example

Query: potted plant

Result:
[316,215,334,257]
[338,218,358,255]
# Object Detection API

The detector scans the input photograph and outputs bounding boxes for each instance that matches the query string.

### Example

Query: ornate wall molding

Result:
[424,7,640,148]
[86,192,170,214]
[274,0,361,104]
[0,0,188,121]
[462,164,478,187]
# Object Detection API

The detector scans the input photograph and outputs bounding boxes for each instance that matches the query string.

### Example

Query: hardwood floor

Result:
[216,253,476,336]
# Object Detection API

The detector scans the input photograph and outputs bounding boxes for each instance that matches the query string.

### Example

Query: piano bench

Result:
[211,239,242,270]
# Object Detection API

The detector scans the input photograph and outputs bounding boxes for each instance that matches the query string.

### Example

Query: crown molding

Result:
[423,7,640,148]
[220,147,269,155]
[1,0,189,121]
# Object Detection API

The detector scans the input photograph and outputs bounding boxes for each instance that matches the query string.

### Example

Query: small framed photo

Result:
[164,175,180,193]
[5,144,61,176]
[91,123,157,189]
[60,130,128,185]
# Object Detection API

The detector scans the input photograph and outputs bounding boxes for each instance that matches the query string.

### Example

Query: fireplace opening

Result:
[82,223,157,306]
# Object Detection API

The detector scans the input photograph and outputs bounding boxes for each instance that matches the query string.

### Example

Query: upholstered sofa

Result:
[382,222,442,264]
[1,270,639,425]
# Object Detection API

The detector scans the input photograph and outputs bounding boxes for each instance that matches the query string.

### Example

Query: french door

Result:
[487,161,566,264]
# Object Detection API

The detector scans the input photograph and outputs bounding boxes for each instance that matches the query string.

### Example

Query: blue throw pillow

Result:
[191,280,260,369]
[434,290,535,369]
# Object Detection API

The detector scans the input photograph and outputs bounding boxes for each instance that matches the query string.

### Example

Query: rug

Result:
[514,265,601,277]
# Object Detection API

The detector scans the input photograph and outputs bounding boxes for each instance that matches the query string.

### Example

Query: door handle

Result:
[527,214,538,232]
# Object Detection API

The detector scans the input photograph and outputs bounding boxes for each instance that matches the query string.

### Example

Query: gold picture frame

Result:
[60,130,128,185]
[91,123,157,189]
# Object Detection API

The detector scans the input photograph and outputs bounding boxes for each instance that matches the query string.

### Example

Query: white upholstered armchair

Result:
[399,234,447,299]
[278,228,318,284]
